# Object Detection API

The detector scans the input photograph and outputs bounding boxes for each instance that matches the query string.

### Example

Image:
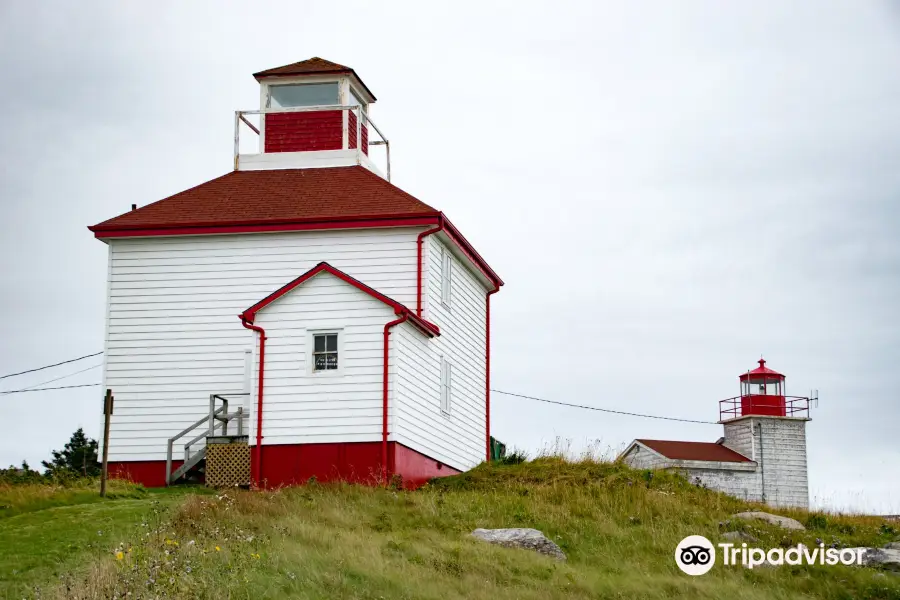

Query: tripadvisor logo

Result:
[675,535,867,575]
[675,535,716,575]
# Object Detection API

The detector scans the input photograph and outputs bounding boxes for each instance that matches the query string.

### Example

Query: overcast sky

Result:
[0,1,897,513]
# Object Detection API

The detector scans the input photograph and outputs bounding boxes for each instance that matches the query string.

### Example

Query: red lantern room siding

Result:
[739,396,787,417]
[263,111,368,154]
[347,111,369,155]
[264,111,343,153]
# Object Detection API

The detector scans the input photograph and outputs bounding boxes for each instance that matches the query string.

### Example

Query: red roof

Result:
[88,166,503,288]
[740,358,785,381]
[90,167,438,232]
[253,57,376,101]
[241,262,440,337]
[636,439,752,463]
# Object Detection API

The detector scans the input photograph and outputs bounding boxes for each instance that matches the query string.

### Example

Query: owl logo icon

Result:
[675,535,716,575]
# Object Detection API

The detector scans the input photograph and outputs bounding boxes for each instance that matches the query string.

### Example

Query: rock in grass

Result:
[722,530,758,543]
[884,542,900,551]
[471,528,566,561]
[845,548,900,572]
[731,511,805,531]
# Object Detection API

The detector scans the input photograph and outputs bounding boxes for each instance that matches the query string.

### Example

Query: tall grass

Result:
[38,458,900,600]
[0,479,146,519]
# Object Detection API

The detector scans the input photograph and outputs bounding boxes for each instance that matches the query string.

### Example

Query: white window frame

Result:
[265,81,341,110]
[440,357,452,415]
[441,248,452,309]
[347,85,368,114]
[308,329,343,376]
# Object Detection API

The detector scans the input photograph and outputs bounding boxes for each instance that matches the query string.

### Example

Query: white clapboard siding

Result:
[102,228,419,462]
[248,270,403,445]
[392,235,488,471]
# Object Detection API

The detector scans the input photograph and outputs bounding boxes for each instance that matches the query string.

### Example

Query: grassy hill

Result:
[2,459,898,599]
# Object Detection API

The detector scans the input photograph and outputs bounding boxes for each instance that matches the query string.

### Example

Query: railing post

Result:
[237,406,244,436]
[234,112,241,171]
[356,106,362,164]
[222,397,229,436]
[166,439,173,486]
[209,394,216,436]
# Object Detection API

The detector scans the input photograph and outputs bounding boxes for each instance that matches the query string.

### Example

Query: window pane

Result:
[314,335,325,352]
[326,334,338,352]
[314,354,327,371]
[269,83,339,108]
[347,88,366,111]
[326,353,338,370]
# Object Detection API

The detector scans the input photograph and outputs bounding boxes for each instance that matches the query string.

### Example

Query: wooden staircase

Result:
[166,394,250,486]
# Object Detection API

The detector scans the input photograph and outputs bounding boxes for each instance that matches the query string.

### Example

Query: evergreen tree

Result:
[42,428,100,477]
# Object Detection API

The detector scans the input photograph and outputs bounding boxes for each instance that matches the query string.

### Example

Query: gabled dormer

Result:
[236,57,388,178]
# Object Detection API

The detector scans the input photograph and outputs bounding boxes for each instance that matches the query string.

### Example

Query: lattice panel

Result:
[206,442,251,488]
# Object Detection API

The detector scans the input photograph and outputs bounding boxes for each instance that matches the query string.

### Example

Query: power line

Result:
[2,383,101,394]
[1,364,102,395]
[0,351,103,381]
[0,352,718,426]
[491,389,718,425]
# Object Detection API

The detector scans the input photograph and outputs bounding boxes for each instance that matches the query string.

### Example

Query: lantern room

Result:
[234,58,389,178]
[738,358,786,416]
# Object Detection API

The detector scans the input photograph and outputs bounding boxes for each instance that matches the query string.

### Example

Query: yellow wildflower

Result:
[215,546,221,552]
[115,551,124,561]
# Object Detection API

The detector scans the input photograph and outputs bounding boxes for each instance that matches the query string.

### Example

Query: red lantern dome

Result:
[738,358,786,417]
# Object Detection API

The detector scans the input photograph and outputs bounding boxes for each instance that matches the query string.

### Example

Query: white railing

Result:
[165,393,249,485]
[233,104,391,180]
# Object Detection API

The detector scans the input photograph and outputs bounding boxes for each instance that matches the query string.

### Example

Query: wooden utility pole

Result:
[100,389,113,497]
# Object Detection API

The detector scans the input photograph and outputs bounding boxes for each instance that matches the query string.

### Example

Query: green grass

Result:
[18,459,899,600]
[0,481,211,599]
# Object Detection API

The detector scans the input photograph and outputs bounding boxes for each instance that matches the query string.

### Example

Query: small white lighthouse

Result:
[620,359,814,509]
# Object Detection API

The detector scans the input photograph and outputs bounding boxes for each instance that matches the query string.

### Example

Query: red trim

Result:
[91,212,503,291]
[240,318,266,486]
[485,288,498,461]
[383,314,409,483]
[240,262,439,337]
[416,222,444,316]
[90,215,440,239]
[244,262,402,321]
[441,215,504,288]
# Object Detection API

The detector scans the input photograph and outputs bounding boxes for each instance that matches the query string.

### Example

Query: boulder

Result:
[731,511,805,531]
[722,530,758,543]
[846,548,900,572]
[471,528,567,561]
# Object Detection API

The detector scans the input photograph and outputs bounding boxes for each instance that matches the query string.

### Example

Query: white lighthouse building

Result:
[620,359,813,508]
[88,57,503,489]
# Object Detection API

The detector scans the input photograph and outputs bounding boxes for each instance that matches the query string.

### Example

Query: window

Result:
[313,333,339,371]
[440,357,452,414]
[441,249,452,307]
[347,87,367,113]
[268,83,340,108]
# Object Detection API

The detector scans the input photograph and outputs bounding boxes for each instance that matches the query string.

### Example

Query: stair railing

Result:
[166,393,249,485]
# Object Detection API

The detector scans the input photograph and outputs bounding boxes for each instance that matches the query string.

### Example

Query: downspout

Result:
[241,318,267,488]
[485,288,498,461]
[416,218,444,316]
[383,312,409,484]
